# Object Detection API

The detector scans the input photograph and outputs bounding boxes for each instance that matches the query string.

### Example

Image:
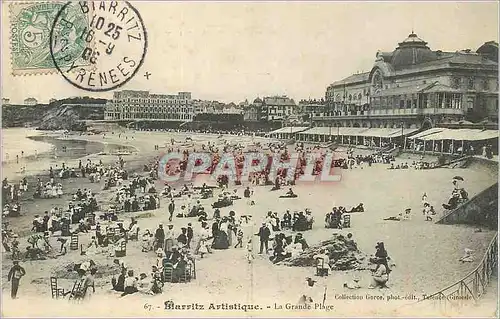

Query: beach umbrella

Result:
[453,176,464,181]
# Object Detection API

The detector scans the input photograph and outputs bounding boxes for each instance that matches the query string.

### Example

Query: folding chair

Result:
[179,265,191,283]
[50,277,65,299]
[106,231,115,243]
[315,257,325,276]
[342,214,351,228]
[69,235,79,250]
[115,241,127,257]
[163,262,174,283]
[68,281,82,301]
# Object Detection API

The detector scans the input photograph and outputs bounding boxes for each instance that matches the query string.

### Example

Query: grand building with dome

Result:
[315,33,498,130]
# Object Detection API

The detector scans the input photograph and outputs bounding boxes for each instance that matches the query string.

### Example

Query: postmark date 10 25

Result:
[50,1,148,92]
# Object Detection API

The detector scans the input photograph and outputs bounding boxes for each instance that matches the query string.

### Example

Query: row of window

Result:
[117,114,193,120]
[268,110,292,115]
[118,108,193,113]
[313,122,416,129]
[266,106,296,111]
[326,88,369,98]
[370,93,462,109]
[326,77,498,101]
[452,77,498,90]
[114,98,190,104]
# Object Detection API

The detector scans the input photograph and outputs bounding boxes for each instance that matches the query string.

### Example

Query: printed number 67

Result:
[105,23,122,40]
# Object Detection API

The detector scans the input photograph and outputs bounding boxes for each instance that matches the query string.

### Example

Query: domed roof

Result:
[253,97,262,103]
[390,32,438,70]
[398,32,428,47]
[476,41,498,62]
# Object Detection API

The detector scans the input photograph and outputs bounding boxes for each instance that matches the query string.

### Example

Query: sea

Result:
[1,128,134,164]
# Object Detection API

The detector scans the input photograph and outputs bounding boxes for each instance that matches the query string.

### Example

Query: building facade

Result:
[298,99,325,123]
[263,96,298,122]
[243,104,259,121]
[319,33,498,129]
[104,90,194,121]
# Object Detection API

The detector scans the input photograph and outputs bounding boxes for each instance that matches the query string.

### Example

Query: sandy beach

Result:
[1,129,497,317]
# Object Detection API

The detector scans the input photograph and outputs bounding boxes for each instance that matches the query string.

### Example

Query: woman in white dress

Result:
[197,225,210,258]
[57,184,64,197]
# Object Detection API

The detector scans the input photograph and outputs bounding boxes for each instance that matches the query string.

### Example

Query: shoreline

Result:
[1,128,55,164]
[1,130,140,182]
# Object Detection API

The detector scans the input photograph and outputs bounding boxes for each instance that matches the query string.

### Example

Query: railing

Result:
[419,232,498,312]
[311,107,464,119]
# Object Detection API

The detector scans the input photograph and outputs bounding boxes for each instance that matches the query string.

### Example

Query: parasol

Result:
[453,176,464,181]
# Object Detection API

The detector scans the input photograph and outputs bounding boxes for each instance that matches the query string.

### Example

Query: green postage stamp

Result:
[9,2,91,75]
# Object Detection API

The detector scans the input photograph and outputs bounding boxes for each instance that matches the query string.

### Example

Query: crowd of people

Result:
[2,127,489,307]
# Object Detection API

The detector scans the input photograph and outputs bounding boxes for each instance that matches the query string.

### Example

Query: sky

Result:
[1,1,498,104]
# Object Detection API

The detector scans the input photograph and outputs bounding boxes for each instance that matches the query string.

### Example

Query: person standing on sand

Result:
[235,229,244,248]
[168,199,175,222]
[256,222,271,254]
[8,260,26,299]
[154,224,165,251]
[164,224,175,252]
[187,223,193,249]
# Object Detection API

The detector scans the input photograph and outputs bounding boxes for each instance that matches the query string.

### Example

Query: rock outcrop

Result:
[281,234,371,271]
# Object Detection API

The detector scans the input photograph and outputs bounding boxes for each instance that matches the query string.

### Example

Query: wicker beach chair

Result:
[163,262,174,283]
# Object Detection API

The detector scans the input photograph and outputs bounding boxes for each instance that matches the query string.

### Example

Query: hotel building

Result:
[104,90,194,121]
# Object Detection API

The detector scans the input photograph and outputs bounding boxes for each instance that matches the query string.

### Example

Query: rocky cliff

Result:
[2,98,105,130]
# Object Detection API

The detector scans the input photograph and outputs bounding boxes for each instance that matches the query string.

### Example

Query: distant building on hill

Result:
[24,97,37,106]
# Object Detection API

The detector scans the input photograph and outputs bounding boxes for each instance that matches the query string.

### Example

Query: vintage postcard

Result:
[1,1,498,318]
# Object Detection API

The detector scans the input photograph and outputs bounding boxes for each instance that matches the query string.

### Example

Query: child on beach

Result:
[234,229,244,248]
[246,238,254,263]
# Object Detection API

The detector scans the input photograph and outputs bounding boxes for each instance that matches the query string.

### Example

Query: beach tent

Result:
[408,127,445,140]
[355,128,419,147]
[418,129,498,141]
[267,126,309,140]
[408,128,498,154]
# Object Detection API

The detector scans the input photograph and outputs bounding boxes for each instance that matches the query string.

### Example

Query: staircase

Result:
[443,156,473,169]
[437,183,498,228]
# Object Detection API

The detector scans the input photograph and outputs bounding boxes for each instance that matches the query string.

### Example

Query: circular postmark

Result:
[49,1,147,92]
